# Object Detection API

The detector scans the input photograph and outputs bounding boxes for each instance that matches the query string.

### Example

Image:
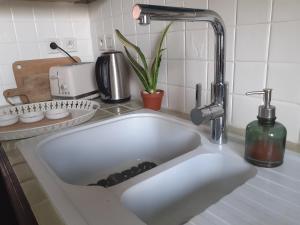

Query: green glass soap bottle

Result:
[245,89,287,168]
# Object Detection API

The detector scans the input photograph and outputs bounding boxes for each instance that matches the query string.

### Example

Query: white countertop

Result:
[186,147,300,225]
[10,106,300,225]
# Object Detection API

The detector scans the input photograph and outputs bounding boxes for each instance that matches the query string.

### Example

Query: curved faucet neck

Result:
[132,4,227,144]
[133,4,226,85]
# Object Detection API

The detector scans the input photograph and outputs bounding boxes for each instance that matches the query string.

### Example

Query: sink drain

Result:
[88,162,157,188]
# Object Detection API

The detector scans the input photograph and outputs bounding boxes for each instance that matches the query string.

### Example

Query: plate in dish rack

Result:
[0,100,100,141]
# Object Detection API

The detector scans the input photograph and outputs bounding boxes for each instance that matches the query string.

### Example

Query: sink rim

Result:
[35,111,206,187]
[16,109,257,225]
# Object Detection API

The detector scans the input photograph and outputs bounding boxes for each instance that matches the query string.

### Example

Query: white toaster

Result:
[49,62,99,100]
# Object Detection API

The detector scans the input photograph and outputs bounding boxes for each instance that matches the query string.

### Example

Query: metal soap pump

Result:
[244,89,287,167]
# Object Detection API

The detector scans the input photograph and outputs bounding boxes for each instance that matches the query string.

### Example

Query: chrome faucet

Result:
[132,4,228,144]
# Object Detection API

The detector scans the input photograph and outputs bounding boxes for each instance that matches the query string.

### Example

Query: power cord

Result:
[49,42,78,63]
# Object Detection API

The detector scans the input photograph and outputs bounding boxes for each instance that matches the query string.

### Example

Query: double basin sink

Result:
[17,110,256,225]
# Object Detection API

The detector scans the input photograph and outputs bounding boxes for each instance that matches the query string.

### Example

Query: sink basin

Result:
[39,113,201,185]
[120,153,254,225]
[18,110,256,225]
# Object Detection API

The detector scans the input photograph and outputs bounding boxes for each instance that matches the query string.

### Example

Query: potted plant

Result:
[115,23,171,110]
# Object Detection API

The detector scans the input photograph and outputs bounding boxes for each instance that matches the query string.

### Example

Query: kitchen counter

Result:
[1,100,300,225]
[186,140,300,225]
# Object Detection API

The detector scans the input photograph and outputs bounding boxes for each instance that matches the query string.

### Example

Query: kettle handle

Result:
[95,55,111,98]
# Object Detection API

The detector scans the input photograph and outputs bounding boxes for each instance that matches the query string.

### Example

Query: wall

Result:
[0,0,298,144]
[89,0,300,144]
[0,0,93,105]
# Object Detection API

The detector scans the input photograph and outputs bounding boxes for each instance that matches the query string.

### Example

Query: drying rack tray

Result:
[0,100,100,141]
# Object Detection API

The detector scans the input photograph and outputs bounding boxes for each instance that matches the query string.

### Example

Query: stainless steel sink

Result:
[18,110,256,225]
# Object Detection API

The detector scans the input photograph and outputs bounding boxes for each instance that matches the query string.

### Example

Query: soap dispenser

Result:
[244,89,287,168]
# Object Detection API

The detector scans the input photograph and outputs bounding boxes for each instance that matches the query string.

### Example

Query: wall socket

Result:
[47,38,61,54]
[63,38,77,52]
[97,35,105,51]
[104,35,114,50]
[97,35,114,51]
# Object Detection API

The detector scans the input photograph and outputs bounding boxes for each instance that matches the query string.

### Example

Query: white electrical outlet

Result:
[97,35,105,51]
[47,38,61,54]
[63,38,77,52]
[105,35,114,50]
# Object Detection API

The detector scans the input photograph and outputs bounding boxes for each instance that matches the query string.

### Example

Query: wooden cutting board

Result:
[3,56,81,105]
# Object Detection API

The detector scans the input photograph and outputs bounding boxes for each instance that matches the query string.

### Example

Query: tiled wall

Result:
[89,0,300,143]
[0,0,299,144]
[0,1,93,105]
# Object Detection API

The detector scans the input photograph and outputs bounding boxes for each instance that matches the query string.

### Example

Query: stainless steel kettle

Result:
[95,51,130,103]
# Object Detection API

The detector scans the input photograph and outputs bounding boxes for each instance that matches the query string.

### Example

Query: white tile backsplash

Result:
[33,3,54,20]
[11,2,34,21]
[167,31,185,59]
[0,21,16,43]
[185,60,207,89]
[112,15,123,33]
[234,62,266,94]
[232,95,262,128]
[14,21,38,42]
[0,1,93,107]
[269,21,300,63]
[272,0,300,22]
[267,63,300,104]
[186,29,208,60]
[52,5,71,21]
[157,59,167,83]
[167,59,185,86]
[122,13,136,35]
[167,85,185,112]
[111,0,122,16]
[137,34,151,58]
[237,0,272,25]
[19,42,40,60]
[0,43,19,64]
[275,100,300,143]
[235,24,269,61]
[56,21,74,38]
[36,20,56,41]
[0,0,299,144]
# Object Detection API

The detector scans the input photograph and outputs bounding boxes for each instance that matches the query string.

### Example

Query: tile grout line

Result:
[10,4,22,62]
[264,0,274,88]
[230,0,239,124]
[205,0,209,107]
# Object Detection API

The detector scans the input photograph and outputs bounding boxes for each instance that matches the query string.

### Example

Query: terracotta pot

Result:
[141,90,164,111]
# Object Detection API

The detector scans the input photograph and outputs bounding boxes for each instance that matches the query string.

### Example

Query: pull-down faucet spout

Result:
[133,4,227,144]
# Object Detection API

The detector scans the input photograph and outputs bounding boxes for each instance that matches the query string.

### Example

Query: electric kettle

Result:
[95,51,131,103]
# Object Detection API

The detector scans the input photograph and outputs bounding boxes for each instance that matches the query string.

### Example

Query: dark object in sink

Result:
[89,161,157,188]
[138,162,157,170]
[107,173,125,186]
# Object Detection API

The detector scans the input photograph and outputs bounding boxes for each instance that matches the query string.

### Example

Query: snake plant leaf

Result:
[151,23,172,90]
[155,22,172,60]
[115,23,172,93]
[115,29,148,73]
[152,55,162,91]
[124,47,151,92]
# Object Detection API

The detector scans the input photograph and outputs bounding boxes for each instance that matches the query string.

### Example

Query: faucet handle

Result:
[195,83,202,108]
[191,104,224,125]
